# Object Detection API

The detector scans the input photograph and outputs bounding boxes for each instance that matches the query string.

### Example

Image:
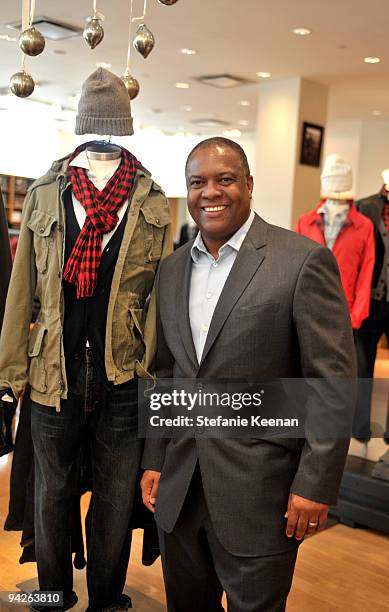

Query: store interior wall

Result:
[291,79,328,228]
[325,116,389,200]
[253,77,300,228]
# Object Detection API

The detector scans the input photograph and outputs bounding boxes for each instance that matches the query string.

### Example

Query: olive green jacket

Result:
[0,155,172,410]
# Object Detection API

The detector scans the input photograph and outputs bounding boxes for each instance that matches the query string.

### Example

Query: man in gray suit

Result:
[141,138,356,611]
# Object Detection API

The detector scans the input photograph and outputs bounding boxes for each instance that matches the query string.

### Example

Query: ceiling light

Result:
[6,16,82,40]
[256,72,271,78]
[195,74,253,88]
[96,61,112,69]
[181,105,192,112]
[372,110,382,116]
[176,82,190,89]
[238,120,249,126]
[52,49,67,55]
[293,28,312,36]
[239,100,250,107]
[0,34,17,42]
[223,129,242,138]
[191,118,229,128]
[180,48,196,55]
[364,56,380,64]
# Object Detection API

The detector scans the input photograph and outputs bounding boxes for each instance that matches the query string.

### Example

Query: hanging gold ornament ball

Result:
[133,23,155,59]
[83,16,104,50]
[19,26,45,56]
[9,71,35,98]
[158,0,179,4]
[121,73,140,100]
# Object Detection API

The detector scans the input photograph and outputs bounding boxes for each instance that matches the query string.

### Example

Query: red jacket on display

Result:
[296,201,375,329]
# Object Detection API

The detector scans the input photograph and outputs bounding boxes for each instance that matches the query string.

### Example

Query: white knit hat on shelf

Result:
[320,154,353,200]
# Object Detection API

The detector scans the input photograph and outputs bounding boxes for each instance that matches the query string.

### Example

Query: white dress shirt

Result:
[189,210,255,362]
[69,150,128,250]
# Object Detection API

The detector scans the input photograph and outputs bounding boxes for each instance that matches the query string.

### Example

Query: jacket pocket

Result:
[115,292,147,371]
[27,210,57,274]
[140,199,171,262]
[28,322,47,393]
[234,301,280,318]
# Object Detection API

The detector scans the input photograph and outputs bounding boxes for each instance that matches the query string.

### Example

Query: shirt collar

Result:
[191,209,255,263]
[317,200,350,215]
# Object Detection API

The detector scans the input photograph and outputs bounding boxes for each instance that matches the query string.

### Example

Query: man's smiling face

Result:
[186,144,253,248]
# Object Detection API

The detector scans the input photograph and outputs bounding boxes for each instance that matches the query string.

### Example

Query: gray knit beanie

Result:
[75,68,134,136]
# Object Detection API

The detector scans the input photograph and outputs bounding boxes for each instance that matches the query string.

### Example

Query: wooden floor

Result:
[1,453,389,611]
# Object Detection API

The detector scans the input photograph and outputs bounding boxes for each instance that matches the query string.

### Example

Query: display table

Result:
[331,455,389,534]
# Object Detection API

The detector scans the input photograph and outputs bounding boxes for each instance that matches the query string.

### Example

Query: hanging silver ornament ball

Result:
[9,71,35,98]
[133,23,155,59]
[121,73,140,100]
[19,26,45,56]
[83,16,104,50]
[158,0,179,4]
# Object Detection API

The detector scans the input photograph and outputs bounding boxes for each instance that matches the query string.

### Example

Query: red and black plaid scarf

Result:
[64,144,140,299]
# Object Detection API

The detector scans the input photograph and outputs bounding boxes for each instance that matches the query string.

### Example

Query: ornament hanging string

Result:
[29,0,36,26]
[125,0,148,74]
[133,0,148,23]
[20,0,32,69]
[92,0,105,22]
[125,0,134,75]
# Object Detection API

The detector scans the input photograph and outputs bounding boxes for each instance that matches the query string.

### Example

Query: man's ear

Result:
[247,175,254,197]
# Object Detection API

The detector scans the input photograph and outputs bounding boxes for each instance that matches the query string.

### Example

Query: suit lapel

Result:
[199,214,267,368]
[176,246,199,369]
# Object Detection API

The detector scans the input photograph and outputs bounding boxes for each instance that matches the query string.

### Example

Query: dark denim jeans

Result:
[355,298,389,441]
[31,363,142,611]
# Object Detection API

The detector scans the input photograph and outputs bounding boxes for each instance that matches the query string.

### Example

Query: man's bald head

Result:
[185,137,251,180]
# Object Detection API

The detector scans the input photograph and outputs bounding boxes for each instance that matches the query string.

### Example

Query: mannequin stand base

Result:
[0,573,164,611]
[331,455,389,534]
[371,449,389,481]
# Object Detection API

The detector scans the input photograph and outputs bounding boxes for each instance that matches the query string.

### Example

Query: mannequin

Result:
[0,68,172,612]
[355,169,389,445]
[296,154,375,331]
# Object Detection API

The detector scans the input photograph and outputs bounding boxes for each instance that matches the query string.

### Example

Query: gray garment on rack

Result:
[371,219,389,301]
[0,189,12,332]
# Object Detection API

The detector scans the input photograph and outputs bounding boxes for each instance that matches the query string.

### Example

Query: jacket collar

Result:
[306,199,363,228]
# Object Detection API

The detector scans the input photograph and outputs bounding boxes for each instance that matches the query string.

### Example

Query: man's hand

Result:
[285,493,329,540]
[141,470,161,513]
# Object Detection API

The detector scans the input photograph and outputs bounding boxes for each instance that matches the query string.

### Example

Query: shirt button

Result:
[202,325,208,332]
[39,227,45,234]
[212,262,218,268]
[206,292,212,299]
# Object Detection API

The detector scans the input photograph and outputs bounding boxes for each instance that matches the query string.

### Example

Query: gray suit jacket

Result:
[142,213,356,556]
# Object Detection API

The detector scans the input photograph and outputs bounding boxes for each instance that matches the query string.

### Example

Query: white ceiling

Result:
[1,0,389,134]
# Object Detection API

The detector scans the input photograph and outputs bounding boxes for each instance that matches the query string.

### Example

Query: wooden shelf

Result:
[0,173,35,229]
